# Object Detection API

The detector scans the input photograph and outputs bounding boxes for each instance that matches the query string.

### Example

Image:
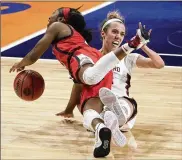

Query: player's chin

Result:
[111,45,119,50]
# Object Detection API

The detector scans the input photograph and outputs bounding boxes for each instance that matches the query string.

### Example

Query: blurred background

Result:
[1,1,182,66]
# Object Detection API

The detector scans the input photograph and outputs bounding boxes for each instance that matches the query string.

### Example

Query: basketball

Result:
[13,70,45,101]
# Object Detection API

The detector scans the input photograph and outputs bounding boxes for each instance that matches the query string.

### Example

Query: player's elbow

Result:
[155,60,165,69]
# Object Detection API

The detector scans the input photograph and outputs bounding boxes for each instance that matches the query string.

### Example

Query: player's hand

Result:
[128,22,152,49]
[136,22,152,49]
[56,110,74,118]
[9,63,25,73]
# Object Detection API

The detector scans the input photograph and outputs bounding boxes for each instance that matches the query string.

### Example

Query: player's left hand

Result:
[9,63,25,73]
[136,22,152,49]
[56,110,74,118]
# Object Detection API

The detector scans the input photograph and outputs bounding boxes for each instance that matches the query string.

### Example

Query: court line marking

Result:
[158,53,182,57]
[1,1,115,52]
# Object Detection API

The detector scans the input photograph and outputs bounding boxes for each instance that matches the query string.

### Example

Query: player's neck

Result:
[100,47,111,55]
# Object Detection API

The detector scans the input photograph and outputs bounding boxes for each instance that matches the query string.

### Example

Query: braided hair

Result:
[57,7,92,43]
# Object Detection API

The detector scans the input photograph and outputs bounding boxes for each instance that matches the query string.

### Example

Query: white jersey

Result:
[112,53,140,130]
[111,53,140,98]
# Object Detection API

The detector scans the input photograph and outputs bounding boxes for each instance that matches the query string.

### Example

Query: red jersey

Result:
[52,25,102,82]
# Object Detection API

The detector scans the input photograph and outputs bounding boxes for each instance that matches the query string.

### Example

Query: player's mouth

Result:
[112,41,120,47]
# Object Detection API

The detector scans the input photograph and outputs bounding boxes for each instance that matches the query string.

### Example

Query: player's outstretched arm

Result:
[135,23,165,69]
[9,23,60,73]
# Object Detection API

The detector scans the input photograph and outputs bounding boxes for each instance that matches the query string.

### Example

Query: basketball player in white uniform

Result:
[98,11,164,135]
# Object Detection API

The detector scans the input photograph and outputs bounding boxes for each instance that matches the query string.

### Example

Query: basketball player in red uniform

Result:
[10,7,149,157]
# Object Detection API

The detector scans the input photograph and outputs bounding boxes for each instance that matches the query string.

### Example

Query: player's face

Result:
[47,10,59,27]
[102,22,125,51]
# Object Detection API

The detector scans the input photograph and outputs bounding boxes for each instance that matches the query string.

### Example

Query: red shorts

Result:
[78,71,113,114]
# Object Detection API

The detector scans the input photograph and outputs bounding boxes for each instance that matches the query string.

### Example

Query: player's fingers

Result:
[9,66,15,73]
[55,112,62,116]
[148,29,152,36]
[17,68,23,72]
[10,67,15,73]
[57,113,63,116]
[11,65,18,72]
[17,68,21,72]
[9,68,12,73]
[139,22,142,30]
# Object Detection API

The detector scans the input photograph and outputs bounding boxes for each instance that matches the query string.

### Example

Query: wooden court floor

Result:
[1,57,182,160]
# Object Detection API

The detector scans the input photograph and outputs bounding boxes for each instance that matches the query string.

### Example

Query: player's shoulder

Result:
[48,22,67,30]
[47,22,70,35]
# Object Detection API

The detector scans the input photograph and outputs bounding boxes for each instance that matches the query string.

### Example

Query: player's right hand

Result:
[56,110,74,118]
[9,62,25,73]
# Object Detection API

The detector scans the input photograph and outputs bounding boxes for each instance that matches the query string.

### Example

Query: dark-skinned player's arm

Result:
[9,22,61,73]
[56,83,83,118]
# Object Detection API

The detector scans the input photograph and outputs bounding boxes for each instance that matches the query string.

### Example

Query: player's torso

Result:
[52,26,101,69]
[111,57,131,97]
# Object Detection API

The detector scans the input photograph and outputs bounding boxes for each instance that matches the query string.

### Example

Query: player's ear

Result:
[101,31,105,39]
[57,17,65,22]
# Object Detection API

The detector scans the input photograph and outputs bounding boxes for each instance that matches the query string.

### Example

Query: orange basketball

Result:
[14,70,45,101]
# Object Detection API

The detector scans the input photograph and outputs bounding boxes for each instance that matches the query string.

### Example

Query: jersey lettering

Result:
[113,67,120,72]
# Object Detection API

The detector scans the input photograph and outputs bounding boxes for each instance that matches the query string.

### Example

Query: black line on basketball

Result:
[20,71,29,98]
[31,71,34,100]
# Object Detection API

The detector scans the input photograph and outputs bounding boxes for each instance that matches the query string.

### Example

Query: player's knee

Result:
[82,67,102,85]
[83,109,103,132]
[118,99,133,123]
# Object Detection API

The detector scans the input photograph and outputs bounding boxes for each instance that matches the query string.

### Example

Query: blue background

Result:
[2,1,182,66]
